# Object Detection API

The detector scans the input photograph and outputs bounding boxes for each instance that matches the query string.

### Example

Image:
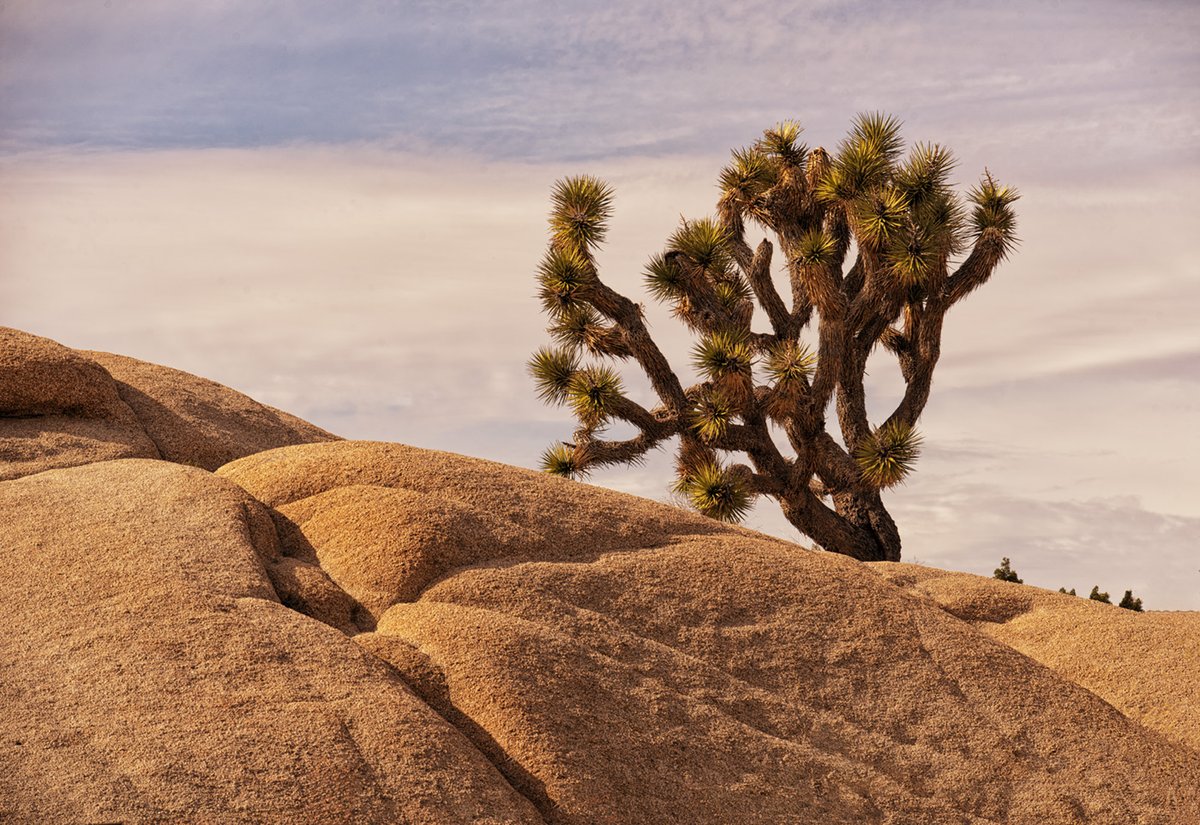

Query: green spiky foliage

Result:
[763,341,815,420]
[548,305,629,357]
[541,442,587,479]
[527,346,578,404]
[853,421,923,489]
[536,246,592,315]
[566,365,624,426]
[720,147,778,208]
[669,218,734,275]
[969,172,1020,258]
[757,120,807,167]
[852,186,909,250]
[692,330,754,382]
[549,176,614,251]
[528,114,1018,560]
[849,112,905,166]
[689,388,737,442]
[764,340,816,384]
[895,143,955,207]
[795,228,838,265]
[677,460,753,523]
[643,253,686,301]
[887,226,938,287]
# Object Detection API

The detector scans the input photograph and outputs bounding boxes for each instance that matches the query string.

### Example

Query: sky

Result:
[1,0,1198,607]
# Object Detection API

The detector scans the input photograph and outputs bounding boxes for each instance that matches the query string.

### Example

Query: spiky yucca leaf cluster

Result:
[894,143,966,265]
[887,228,939,287]
[853,421,923,489]
[548,306,628,357]
[852,186,909,250]
[713,279,753,312]
[718,120,808,223]
[692,330,754,382]
[757,120,807,166]
[689,389,736,442]
[643,253,685,301]
[816,115,898,204]
[668,218,733,275]
[549,176,614,251]
[795,228,837,266]
[527,346,579,404]
[849,112,905,167]
[764,340,816,383]
[536,246,592,315]
[719,147,777,207]
[675,460,752,523]
[548,305,599,349]
[762,341,815,420]
[566,365,624,426]
[969,172,1020,257]
[647,217,755,333]
[895,143,955,207]
[541,443,587,479]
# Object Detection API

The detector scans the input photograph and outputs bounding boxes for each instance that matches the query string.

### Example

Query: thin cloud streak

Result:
[2,0,1197,175]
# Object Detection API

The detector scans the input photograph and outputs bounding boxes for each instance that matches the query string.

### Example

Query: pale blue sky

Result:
[2,0,1198,606]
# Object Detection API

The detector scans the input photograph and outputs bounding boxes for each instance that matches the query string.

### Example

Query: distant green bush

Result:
[993,557,1022,584]
[1118,590,1144,612]
[1057,584,1145,611]
[993,556,1022,582]
[996,560,1145,610]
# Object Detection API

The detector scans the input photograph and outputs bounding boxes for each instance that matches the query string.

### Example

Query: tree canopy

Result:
[529,114,1018,561]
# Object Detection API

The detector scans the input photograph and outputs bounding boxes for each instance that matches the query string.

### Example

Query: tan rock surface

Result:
[0,327,337,481]
[6,341,1199,823]
[222,441,1200,823]
[0,459,542,824]
[221,440,732,626]
[875,563,1200,752]
[87,348,338,469]
[0,327,159,479]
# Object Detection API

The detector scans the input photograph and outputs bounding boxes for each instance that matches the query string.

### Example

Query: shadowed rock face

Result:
[3,330,1199,824]
[874,563,1200,752]
[0,328,159,478]
[0,327,337,481]
[0,460,541,824]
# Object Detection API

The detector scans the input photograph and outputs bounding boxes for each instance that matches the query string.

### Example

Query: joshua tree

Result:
[528,114,1018,561]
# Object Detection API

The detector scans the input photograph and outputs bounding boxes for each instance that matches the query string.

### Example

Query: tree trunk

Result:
[779,490,901,562]
[831,490,901,561]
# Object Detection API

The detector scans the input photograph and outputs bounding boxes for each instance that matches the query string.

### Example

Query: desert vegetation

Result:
[994,557,1023,583]
[529,113,1018,561]
[994,558,1147,610]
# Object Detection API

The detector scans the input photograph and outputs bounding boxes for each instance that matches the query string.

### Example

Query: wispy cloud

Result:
[3,0,1197,170]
